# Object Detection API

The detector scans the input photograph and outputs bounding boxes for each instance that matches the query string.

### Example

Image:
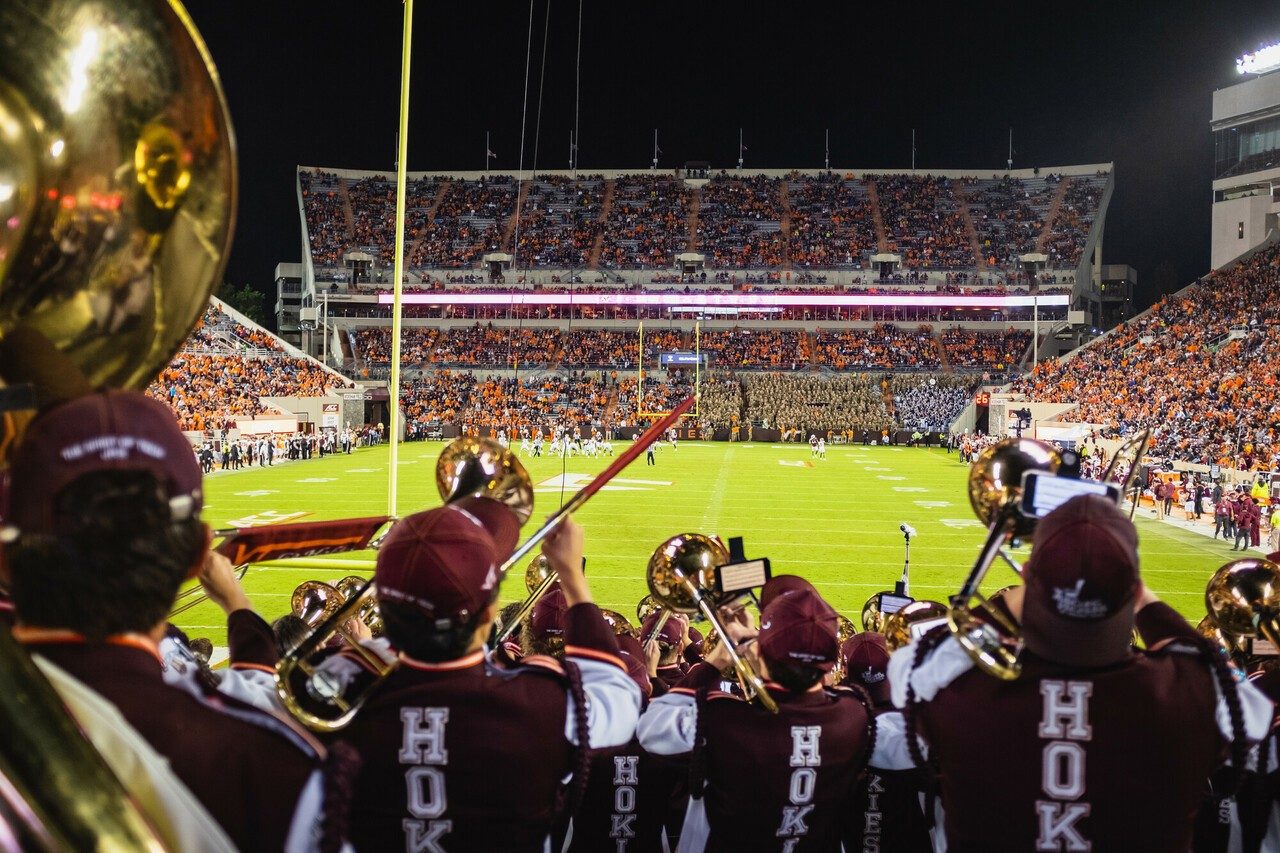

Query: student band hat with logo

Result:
[375,497,520,629]
[1022,494,1140,668]
[3,391,203,540]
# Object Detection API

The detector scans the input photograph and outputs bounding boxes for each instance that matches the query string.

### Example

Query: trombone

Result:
[946,430,1150,680]
[276,397,696,732]
[646,533,778,713]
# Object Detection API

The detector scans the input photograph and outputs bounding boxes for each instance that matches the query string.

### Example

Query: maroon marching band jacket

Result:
[889,602,1275,852]
[17,627,336,852]
[337,602,642,852]
[638,661,874,852]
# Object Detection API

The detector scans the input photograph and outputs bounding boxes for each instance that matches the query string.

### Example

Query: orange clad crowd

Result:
[1013,243,1280,466]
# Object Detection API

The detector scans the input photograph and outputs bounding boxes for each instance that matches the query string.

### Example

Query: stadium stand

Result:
[299,167,1109,274]
[1013,241,1280,466]
[939,328,1032,371]
[811,325,941,370]
[891,373,974,432]
[147,299,353,431]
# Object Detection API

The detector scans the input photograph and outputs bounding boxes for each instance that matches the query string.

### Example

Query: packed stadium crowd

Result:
[744,373,889,433]
[891,373,973,432]
[939,327,1032,370]
[1014,242,1280,466]
[811,324,942,370]
[348,325,1035,374]
[300,168,1106,275]
[148,302,352,432]
[9,387,1263,852]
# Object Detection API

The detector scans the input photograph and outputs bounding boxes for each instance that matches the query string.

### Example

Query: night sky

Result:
[183,0,1280,313]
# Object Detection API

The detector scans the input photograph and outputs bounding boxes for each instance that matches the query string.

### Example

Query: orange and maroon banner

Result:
[216,516,391,566]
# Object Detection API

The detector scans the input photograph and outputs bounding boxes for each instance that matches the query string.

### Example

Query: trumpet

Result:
[646,533,778,713]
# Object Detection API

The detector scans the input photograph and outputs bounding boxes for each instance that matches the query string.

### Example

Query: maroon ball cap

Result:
[615,633,653,698]
[529,588,568,639]
[374,496,520,627]
[6,391,202,535]
[759,574,818,610]
[758,589,838,671]
[1023,494,1140,668]
[841,632,891,704]
[640,611,683,646]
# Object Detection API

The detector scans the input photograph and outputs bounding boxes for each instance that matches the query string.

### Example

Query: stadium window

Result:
[1239,222,1245,239]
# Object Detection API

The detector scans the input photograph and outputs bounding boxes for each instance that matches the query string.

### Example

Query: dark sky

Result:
[183,0,1280,311]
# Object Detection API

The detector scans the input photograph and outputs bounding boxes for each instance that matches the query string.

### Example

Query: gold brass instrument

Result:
[276,400,697,732]
[600,609,636,638]
[291,581,344,627]
[1206,558,1280,650]
[829,614,858,681]
[947,438,1062,680]
[0,0,235,845]
[0,0,236,396]
[885,601,950,651]
[861,592,897,633]
[636,594,663,624]
[1103,429,1153,520]
[526,555,552,592]
[1197,616,1248,659]
[646,533,779,713]
[336,575,383,636]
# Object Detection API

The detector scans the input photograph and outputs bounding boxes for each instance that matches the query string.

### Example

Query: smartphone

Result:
[1020,470,1121,519]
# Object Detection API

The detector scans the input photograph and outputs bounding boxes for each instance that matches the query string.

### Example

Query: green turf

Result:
[176,441,1230,646]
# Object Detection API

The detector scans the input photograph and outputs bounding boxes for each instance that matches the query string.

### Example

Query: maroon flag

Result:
[216,516,391,566]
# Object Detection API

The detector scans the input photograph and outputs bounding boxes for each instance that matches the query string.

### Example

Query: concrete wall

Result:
[1212,193,1277,269]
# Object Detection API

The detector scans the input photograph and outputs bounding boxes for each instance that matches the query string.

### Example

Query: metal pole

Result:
[911,129,916,172]
[485,130,490,173]
[824,128,829,171]
[1033,294,1039,364]
[387,0,414,518]
[738,128,744,170]
[652,128,658,170]
[322,289,328,364]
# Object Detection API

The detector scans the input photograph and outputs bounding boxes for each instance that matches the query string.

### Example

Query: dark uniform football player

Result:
[888,494,1274,851]
[0,391,348,851]
[338,500,642,850]
[638,587,907,852]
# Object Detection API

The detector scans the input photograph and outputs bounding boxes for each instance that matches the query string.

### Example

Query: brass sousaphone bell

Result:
[0,0,235,847]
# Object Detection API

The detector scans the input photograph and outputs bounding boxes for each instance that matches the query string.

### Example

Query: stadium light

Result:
[378,292,1070,309]
[1237,43,1280,75]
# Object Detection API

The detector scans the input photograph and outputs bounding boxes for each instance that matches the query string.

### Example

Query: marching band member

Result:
[839,632,933,852]
[338,502,641,850]
[637,587,903,851]
[1,392,349,852]
[888,495,1275,851]
[563,633,668,852]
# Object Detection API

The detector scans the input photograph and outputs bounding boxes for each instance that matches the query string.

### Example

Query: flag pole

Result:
[388,0,414,518]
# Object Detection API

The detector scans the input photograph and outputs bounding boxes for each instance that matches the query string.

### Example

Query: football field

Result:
[176,440,1232,647]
